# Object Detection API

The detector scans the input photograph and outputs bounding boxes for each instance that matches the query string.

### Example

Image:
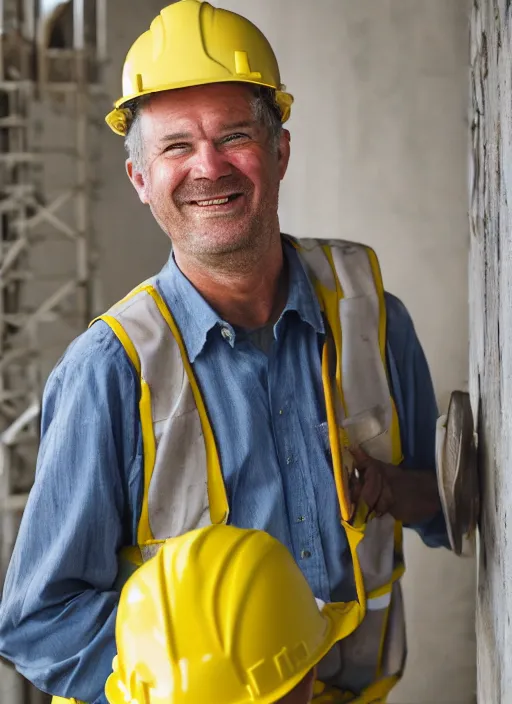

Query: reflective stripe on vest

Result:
[91,238,406,703]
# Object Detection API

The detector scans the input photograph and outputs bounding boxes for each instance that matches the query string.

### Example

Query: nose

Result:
[189,141,233,181]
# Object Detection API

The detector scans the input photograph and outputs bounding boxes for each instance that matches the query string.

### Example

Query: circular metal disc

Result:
[437,391,480,556]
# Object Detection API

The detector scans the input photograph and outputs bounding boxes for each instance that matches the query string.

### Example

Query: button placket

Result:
[275,400,316,567]
[268,353,327,594]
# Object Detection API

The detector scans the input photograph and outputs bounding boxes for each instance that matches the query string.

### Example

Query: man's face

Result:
[126,83,290,262]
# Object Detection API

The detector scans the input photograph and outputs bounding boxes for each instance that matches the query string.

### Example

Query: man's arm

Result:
[350,293,449,548]
[0,322,142,702]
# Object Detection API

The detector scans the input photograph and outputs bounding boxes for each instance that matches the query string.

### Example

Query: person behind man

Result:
[105,525,353,704]
[0,2,449,703]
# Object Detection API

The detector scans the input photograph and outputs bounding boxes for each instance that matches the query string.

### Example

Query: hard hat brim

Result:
[105,79,293,136]
[104,601,351,704]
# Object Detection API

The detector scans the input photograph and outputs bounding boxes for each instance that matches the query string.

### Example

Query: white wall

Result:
[99,2,475,702]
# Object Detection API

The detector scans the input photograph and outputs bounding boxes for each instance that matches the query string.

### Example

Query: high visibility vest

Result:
[53,238,406,704]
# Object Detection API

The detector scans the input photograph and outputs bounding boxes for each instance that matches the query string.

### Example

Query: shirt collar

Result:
[156,253,221,362]
[278,240,325,336]
[156,238,325,363]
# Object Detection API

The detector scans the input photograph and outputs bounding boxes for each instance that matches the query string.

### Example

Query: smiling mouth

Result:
[189,193,242,207]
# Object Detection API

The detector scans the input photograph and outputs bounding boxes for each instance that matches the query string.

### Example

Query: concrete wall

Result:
[469,1,512,702]
[99,2,475,702]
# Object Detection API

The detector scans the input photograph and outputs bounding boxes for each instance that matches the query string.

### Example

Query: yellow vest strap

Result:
[141,285,229,525]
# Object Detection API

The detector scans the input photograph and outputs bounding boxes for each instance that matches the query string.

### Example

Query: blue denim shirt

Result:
[0,242,448,703]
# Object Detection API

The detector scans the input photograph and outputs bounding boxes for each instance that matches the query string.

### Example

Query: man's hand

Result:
[349,447,441,524]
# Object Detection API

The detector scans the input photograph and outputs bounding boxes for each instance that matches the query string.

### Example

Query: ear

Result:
[277,129,291,180]
[126,159,150,204]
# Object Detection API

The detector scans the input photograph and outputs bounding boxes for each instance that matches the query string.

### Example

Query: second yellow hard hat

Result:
[105,525,360,704]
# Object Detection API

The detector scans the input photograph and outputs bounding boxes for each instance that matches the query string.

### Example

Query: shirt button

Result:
[301,550,312,559]
[221,326,233,341]
[278,409,284,415]
[286,456,293,465]
[297,516,306,523]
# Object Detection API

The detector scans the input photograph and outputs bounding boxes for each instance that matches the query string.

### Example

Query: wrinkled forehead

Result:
[141,83,258,134]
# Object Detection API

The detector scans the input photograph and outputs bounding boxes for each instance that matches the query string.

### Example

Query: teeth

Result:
[196,197,229,206]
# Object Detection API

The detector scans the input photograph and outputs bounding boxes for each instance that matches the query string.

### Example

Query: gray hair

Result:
[124,85,283,171]
[250,85,283,151]
[123,95,151,171]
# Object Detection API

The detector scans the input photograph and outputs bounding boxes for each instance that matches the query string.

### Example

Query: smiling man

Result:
[125,82,290,332]
[0,2,449,704]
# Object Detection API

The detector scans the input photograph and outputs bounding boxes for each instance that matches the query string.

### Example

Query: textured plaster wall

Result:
[469,1,512,702]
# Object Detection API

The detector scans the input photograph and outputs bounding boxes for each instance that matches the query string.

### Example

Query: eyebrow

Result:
[218,120,257,131]
[159,121,258,144]
[159,132,193,143]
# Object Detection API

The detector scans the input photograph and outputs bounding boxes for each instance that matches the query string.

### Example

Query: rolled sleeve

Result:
[385,293,450,550]
[0,321,142,703]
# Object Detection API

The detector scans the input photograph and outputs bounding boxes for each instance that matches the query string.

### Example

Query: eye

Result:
[221,132,250,144]
[163,143,190,154]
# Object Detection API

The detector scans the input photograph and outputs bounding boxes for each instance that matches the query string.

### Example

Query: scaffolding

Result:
[0,1,106,702]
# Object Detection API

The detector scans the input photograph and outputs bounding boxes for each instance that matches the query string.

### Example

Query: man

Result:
[0,2,449,703]
[104,524,352,704]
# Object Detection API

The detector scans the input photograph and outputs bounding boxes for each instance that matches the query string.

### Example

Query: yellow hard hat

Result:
[106,0,294,136]
[105,526,359,704]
